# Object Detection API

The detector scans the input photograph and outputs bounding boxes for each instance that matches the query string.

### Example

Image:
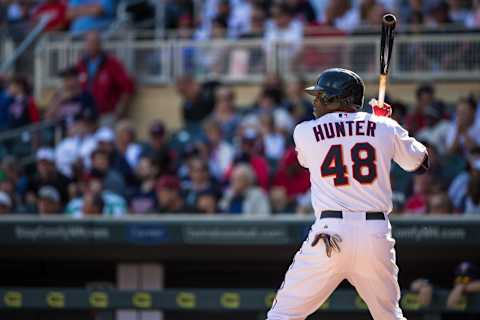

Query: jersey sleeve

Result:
[293,124,308,168]
[392,123,428,172]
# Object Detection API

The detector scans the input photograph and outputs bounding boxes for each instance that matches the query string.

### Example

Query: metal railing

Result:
[0,120,62,166]
[0,36,15,73]
[33,32,480,96]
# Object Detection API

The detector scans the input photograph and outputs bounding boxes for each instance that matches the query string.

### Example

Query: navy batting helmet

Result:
[305,68,365,110]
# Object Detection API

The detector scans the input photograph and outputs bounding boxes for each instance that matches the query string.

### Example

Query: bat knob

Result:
[382,14,397,28]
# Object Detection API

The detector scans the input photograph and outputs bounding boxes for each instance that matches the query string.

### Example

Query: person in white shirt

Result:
[324,0,360,31]
[264,3,303,63]
[55,110,97,178]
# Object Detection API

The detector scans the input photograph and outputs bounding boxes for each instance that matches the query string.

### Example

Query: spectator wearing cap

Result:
[140,120,176,177]
[176,75,216,128]
[195,189,220,214]
[76,31,134,122]
[220,164,270,215]
[203,118,234,181]
[89,148,126,197]
[447,262,480,309]
[5,76,39,129]
[129,156,157,214]
[94,126,115,153]
[55,108,98,178]
[285,77,314,124]
[447,98,480,156]
[155,175,191,213]
[0,191,12,214]
[65,174,127,217]
[46,67,97,133]
[37,186,62,214]
[27,148,71,207]
[182,158,219,208]
[67,0,118,34]
[409,279,433,308]
[226,127,269,190]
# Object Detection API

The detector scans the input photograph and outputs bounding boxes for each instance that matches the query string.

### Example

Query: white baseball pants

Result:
[267,211,406,320]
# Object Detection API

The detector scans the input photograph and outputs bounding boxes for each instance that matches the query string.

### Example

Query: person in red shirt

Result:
[405,84,445,135]
[76,31,134,122]
[31,0,68,31]
[224,128,270,190]
[273,147,310,200]
[404,173,433,214]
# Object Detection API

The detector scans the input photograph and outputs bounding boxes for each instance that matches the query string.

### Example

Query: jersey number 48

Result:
[321,142,377,186]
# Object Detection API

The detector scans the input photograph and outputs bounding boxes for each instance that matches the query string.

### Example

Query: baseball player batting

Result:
[266,68,429,320]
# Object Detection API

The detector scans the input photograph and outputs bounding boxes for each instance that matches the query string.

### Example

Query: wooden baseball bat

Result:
[378,14,397,108]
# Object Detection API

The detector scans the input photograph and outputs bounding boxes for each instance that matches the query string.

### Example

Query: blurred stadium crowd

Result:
[0,0,479,217]
[1,0,480,37]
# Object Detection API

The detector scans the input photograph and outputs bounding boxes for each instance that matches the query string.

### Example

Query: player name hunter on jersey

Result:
[313,118,376,141]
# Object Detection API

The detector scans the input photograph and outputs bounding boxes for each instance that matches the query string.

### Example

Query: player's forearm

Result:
[446,285,465,308]
[417,285,433,306]
[465,281,480,293]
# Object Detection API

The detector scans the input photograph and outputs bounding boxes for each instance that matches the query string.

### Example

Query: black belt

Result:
[320,210,385,220]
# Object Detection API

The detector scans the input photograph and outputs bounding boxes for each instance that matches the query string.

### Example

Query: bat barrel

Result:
[382,14,397,28]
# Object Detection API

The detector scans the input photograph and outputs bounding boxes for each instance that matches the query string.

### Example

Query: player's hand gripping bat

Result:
[377,14,397,109]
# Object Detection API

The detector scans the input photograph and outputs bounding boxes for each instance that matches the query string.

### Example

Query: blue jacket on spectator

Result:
[0,90,12,131]
[69,0,118,35]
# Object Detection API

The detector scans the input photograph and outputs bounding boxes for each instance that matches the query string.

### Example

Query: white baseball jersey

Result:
[293,111,427,215]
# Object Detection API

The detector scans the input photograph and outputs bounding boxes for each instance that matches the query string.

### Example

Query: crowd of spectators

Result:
[407,261,480,314]
[0,31,479,216]
[0,0,479,38]
[0,1,479,216]
[0,0,117,35]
